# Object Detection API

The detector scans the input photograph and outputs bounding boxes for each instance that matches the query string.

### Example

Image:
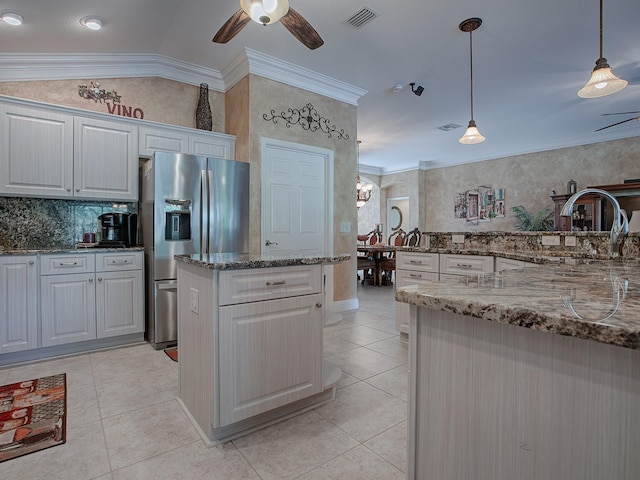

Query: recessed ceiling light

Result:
[80,16,103,30]
[1,12,24,26]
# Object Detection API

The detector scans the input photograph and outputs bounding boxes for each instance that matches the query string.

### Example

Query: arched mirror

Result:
[390,206,402,231]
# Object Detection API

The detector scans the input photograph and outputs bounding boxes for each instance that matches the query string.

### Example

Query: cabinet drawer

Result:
[40,253,95,275]
[96,251,142,272]
[218,264,322,306]
[396,269,439,287]
[396,251,439,272]
[439,254,493,275]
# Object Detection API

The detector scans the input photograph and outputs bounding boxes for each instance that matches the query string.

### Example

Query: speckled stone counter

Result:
[396,258,640,349]
[175,252,350,270]
[0,246,144,255]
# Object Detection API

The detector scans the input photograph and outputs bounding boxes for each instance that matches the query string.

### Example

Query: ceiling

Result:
[0,0,639,174]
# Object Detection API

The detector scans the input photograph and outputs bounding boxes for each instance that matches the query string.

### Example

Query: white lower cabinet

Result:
[395,252,439,334]
[39,251,143,348]
[218,293,323,425]
[41,272,96,347]
[0,256,38,353]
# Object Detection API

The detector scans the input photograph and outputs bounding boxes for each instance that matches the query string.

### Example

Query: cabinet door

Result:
[395,269,439,334]
[0,104,73,198]
[218,293,323,426]
[0,256,38,353]
[96,269,144,338]
[138,125,188,157]
[41,273,96,346]
[189,132,235,159]
[74,116,138,200]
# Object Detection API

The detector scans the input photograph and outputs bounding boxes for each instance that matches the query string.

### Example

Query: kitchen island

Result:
[396,258,640,480]
[175,252,349,445]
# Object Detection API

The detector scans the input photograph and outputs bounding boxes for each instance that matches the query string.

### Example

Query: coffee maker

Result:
[98,213,138,247]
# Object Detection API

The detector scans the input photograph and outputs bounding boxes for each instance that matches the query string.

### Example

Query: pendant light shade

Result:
[240,0,290,25]
[458,18,485,145]
[577,0,627,98]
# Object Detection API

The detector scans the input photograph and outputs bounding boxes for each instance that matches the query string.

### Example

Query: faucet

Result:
[560,188,629,257]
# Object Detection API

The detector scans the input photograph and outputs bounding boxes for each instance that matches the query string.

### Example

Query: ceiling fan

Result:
[595,111,640,132]
[213,0,324,50]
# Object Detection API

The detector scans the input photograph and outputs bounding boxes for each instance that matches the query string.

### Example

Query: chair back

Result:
[366,230,380,245]
[406,228,421,247]
[388,229,406,247]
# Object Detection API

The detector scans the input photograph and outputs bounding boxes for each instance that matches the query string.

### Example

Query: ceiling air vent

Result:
[437,123,463,132]
[346,6,379,29]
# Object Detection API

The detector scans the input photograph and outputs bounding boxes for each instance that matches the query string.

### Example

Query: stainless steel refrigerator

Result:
[140,152,249,349]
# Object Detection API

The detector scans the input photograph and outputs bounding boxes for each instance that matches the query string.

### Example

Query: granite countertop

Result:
[396,258,640,350]
[176,252,350,270]
[0,246,144,255]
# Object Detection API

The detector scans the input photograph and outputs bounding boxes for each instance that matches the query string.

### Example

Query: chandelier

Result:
[356,140,373,208]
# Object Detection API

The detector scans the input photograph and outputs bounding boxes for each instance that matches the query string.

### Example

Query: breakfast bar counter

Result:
[397,259,640,479]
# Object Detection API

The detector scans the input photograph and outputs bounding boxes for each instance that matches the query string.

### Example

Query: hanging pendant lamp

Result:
[577,0,627,98]
[458,17,486,145]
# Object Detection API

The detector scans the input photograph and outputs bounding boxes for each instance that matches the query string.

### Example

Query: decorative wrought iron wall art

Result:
[78,81,121,103]
[263,103,349,140]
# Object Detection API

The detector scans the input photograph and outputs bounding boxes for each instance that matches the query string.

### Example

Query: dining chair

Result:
[406,228,422,247]
[378,229,406,285]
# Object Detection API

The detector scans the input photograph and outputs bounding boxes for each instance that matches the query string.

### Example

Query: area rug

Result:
[164,347,178,362]
[0,373,66,463]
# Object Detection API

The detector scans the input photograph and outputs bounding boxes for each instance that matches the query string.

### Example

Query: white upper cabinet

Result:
[139,124,235,160]
[0,103,74,197]
[74,116,138,200]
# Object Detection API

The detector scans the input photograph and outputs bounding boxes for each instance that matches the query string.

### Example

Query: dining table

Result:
[356,244,396,286]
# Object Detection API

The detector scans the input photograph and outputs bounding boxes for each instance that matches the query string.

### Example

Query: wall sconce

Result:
[410,83,424,96]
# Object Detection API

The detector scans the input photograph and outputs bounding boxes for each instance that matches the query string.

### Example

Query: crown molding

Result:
[222,48,367,106]
[0,53,225,90]
[0,50,367,105]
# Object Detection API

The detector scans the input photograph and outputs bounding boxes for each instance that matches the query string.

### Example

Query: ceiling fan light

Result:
[240,0,290,25]
[458,121,486,145]
[578,63,628,98]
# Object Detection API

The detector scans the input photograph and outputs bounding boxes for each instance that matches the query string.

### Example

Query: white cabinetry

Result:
[395,252,439,334]
[40,251,143,347]
[95,252,144,338]
[178,262,328,441]
[0,255,38,353]
[74,116,138,200]
[139,125,235,159]
[0,103,74,197]
[495,256,539,272]
[0,101,138,200]
[40,254,96,347]
[439,253,493,281]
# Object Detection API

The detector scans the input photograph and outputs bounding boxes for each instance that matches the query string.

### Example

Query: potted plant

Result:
[511,205,554,231]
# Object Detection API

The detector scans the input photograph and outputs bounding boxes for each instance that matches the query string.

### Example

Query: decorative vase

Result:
[195,83,212,131]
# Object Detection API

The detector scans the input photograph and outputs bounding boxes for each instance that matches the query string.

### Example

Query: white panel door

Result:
[0,256,38,353]
[41,273,96,346]
[262,138,332,256]
[74,116,138,200]
[0,104,73,198]
[96,270,144,337]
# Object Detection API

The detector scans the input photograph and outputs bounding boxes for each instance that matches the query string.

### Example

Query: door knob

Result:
[265,240,278,246]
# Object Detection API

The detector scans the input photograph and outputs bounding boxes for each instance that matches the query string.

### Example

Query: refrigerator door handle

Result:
[207,169,214,255]
[200,169,206,256]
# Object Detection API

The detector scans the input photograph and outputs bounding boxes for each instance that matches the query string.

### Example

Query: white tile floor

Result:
[0,284,407,480]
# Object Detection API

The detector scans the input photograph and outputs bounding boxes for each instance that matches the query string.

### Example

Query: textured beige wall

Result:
[225,77,250,162]
[247,75,358,302]
[0,77,226,131]
[380,170,422,233]
[424,137,640,231]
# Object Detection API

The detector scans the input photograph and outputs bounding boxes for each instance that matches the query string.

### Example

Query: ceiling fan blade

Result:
[595,117,639,132]
[213,9,250,44]
[601,111,640,116]
[280,8,324,50]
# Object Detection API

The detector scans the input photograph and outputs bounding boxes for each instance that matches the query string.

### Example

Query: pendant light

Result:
[240,0,289,25]
[356,141,372,209]
[578,0,627,98]
[458,18,486,145]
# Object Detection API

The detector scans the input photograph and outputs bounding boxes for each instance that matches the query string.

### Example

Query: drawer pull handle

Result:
[456,263,473,268]
[28,260,35,265]
[266,280,287,286]
[409,273,423,278]
[89,278,94,283]
[59,262,78,266]
[316,302,322,308]
[111,260,129,264]
[409,260,423,264]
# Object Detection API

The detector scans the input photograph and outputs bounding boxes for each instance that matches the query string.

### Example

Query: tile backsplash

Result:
[0,197,135,249]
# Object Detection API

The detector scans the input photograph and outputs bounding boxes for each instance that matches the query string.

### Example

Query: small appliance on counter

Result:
[98,212,138,247]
